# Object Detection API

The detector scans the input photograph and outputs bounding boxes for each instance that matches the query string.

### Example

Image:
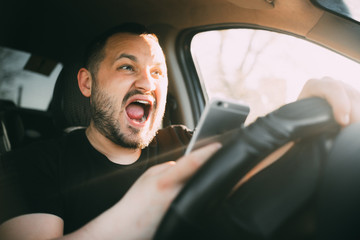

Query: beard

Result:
[90,81,164,149]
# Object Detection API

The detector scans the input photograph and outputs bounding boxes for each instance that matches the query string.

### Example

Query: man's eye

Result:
[151,69,162,77]
[119,65,134,71]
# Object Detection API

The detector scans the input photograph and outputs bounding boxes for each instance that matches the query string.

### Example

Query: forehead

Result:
[104,33,166,63]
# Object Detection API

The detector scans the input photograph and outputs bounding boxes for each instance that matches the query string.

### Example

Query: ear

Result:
[77,68,92,97]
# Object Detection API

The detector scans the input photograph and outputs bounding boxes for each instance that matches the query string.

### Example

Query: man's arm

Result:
[0,214,64,239]
[0,143,222,240]
[235,77,360,188]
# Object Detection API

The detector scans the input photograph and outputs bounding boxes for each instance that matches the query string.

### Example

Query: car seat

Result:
[0,100,24,154]
[48,56,91,132]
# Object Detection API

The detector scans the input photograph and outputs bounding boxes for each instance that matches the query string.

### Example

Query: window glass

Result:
[191,29,360,123]
[313,0,360,23]
[0,46,62,111]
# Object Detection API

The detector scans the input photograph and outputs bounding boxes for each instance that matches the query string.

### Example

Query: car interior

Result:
[1,0,360,238]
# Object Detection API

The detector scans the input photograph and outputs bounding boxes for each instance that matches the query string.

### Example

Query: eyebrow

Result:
[115,53,137,62]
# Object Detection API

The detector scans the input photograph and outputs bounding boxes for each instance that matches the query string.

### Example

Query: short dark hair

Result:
[84,22,158,78]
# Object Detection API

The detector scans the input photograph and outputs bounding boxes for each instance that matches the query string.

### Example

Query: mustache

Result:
[122,89,157,108]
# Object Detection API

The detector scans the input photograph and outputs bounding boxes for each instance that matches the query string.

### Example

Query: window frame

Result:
[176,23,360,125]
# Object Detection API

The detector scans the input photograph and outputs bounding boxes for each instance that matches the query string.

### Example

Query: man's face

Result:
[90,33,168,149]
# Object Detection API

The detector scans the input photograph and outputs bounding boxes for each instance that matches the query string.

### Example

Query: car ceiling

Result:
[2,0,351,62]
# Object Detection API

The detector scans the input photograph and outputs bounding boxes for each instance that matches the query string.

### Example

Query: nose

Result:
[134,69,156,92]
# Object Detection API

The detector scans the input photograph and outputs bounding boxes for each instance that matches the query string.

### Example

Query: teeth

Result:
[135,100,150,105]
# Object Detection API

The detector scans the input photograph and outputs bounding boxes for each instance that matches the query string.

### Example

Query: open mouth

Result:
[125,99,152,124]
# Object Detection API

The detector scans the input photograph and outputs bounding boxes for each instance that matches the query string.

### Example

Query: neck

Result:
[86,122,141,165]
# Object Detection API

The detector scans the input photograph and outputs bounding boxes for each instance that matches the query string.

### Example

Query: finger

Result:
[299,78,351,126]
[146,161,176,176]
[322,81,351,126]
[162,143,222,187]
[348,86,360,123]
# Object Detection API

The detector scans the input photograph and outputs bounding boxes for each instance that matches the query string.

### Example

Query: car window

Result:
[312,0,360,23]
[0,46,62,111]
[191,29,360,123]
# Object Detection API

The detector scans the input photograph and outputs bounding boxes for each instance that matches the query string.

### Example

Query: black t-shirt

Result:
[0,125,192,234]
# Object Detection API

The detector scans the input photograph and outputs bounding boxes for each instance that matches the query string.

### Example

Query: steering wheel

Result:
[154,97,342,239]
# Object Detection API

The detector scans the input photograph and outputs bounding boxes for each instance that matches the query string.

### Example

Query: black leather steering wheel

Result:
[154,97,341,239]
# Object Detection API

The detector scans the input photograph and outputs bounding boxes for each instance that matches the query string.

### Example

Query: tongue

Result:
[126,103,145,120]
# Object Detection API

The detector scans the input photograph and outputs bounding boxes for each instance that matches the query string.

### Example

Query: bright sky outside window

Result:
[191,29,360,123]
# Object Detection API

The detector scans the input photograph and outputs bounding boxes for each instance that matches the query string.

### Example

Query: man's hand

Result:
[236,77,360,189]
[298,77,360,126]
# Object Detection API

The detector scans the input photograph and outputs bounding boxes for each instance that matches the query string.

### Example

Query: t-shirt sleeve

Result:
[0,141,64,224]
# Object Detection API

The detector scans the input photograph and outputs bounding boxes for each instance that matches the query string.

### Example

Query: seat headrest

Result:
[49,58,91,130]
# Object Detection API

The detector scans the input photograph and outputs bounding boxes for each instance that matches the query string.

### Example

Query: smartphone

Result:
[185,98,250,155]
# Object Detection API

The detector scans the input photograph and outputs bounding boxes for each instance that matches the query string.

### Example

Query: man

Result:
[0,23,359,239]
[0,23,219,239]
